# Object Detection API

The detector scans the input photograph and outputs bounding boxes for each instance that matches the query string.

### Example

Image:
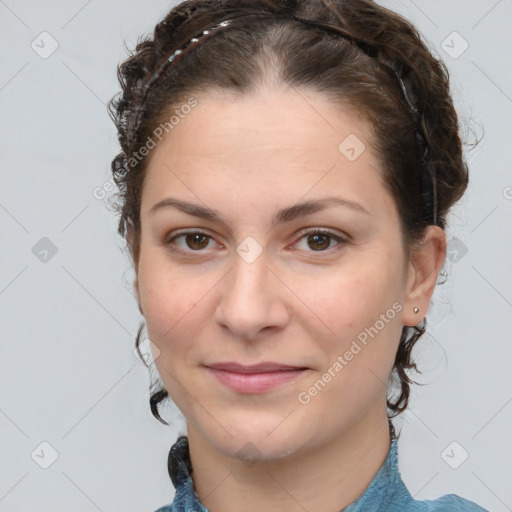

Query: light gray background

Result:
[1,1,511,511]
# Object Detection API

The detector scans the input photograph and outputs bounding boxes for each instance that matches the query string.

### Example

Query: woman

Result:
[108,0,487,510]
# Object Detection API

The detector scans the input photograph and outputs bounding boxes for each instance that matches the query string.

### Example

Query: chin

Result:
[195,410,317,463]
[220,433,304,464]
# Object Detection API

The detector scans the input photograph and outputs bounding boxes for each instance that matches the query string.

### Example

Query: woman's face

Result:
[135,86,431,460]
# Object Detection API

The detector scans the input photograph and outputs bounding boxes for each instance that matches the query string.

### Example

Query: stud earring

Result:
[413,307,420,314]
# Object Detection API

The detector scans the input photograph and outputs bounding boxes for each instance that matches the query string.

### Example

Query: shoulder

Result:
[151,501,207,512]
[409,493,489,511]
[385,473,488,512]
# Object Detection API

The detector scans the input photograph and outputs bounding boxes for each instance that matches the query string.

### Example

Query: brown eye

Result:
[184,233,210,250]
[307,233,331,251]
[166,231,215,252]
[294,229,346,253]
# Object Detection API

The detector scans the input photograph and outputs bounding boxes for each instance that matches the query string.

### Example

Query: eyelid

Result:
[165,227,348,255]
[165,228,223,249]
[290,227,348,253]
[294,226,349,242]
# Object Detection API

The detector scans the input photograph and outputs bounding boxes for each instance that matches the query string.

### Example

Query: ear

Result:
[127,226,144,316]
[402,225,446,327]
[135,278,144,316]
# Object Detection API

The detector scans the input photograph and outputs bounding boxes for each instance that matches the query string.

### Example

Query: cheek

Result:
[137,253,205,349]
[303,266,392,335]
[300,256,403,375]
[139,266,207,406]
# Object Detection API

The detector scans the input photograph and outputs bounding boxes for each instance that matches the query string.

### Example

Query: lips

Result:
[204,362,307,374]
[205,362,308,393]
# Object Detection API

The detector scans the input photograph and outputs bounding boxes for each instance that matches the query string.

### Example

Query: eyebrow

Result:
[148,195,370,225]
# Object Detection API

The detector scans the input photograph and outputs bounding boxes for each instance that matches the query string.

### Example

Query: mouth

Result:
[203,362,309,393]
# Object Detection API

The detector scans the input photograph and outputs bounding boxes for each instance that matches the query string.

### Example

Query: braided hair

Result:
[108,0,474,423]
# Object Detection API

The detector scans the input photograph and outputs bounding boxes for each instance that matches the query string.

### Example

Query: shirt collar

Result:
[167,435,208,512]
[167,425,409,512]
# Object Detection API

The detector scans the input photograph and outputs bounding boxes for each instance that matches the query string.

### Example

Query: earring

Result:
[413,306,420,314]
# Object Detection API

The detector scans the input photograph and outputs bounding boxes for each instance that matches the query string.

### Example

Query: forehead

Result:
[140,86,388,217]
[149,86,376,160]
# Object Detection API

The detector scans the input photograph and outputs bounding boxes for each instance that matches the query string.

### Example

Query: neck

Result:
[187,410,392,512]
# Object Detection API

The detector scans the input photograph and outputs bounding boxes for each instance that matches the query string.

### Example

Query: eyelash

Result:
[165,228,347,255]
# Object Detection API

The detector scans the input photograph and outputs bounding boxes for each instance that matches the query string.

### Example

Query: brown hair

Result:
[108,0,479,425]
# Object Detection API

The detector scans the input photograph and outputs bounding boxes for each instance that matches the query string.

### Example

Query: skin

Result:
[133,85,446,512]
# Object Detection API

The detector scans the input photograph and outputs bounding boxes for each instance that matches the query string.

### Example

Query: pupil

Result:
[310,234,329,250]
[184,233,331,251]
[188,233,207,249]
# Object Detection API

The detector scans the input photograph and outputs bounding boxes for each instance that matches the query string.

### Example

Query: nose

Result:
[214,250,290,340]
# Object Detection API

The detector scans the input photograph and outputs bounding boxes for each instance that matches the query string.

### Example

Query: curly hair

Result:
[107,0,478,425]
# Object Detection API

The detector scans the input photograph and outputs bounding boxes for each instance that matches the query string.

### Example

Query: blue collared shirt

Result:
[154,435,489,512]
